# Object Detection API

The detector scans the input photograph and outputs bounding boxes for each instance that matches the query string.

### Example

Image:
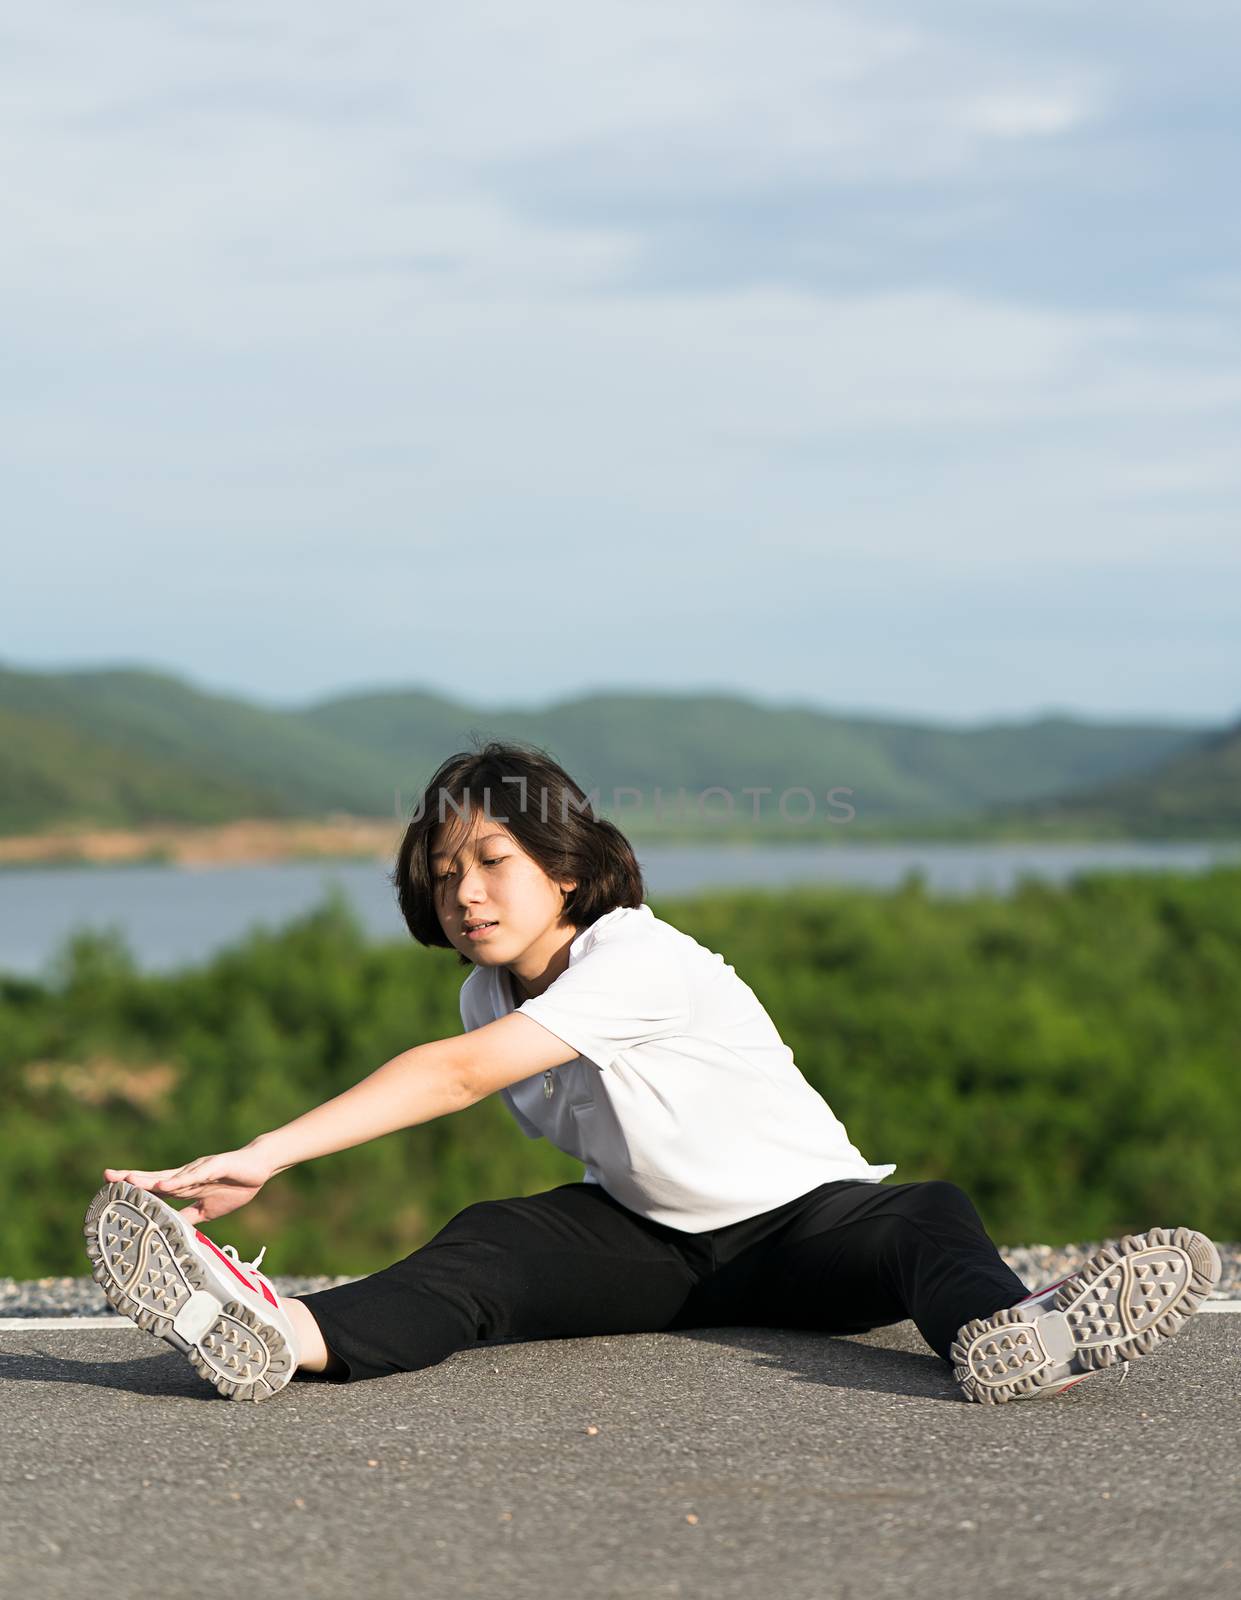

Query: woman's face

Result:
[430,813,576,971]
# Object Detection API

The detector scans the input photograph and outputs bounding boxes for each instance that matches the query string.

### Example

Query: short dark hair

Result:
[390,738,647,966]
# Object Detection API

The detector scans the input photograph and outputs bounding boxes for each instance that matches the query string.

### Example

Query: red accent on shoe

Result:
[195,1230,279,1308]
[1017,1270,1079,1304]
[1051,1373,1092,1396]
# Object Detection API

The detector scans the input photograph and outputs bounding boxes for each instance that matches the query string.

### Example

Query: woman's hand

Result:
[103,1147,275,1227]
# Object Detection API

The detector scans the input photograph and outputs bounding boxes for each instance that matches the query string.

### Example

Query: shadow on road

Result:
[0,1344,218,1400]
[0,1318,954,1403]
[665,1324,961,1402]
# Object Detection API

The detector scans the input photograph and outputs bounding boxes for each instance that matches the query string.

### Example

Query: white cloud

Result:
[0,0,1111,314]
[959,90,1095,138]
[1094,444,1241,498]
[2,0,1239,718]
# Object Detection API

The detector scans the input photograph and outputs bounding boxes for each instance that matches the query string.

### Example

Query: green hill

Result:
[0,659,1224,838]
[982,717,1241,839]
[0,663,392,830]
[0,703,287,832]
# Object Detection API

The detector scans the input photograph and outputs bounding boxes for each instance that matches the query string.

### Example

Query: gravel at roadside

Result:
[2,1240,1238,1317]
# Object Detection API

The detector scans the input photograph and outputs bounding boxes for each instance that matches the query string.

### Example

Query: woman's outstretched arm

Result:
[105,1013,578,1220]
[104,1037,474,1220]
[251,1014,576,1173]
[246,1036,474,1175]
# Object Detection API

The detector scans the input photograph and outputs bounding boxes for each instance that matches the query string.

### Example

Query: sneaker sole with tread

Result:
[951,1226,1222,1404]
[83,1179,296,1403]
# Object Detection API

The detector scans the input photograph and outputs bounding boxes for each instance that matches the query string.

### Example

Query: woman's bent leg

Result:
[288,1181,710,1382]
[687,1179,1032,1365]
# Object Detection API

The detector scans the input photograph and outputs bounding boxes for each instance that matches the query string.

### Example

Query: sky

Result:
[4,0,1239,728]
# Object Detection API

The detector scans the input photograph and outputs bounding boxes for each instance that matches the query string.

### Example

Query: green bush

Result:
[3,868,1239,1275]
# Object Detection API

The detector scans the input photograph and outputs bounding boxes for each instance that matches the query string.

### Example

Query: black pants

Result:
[292,1177,1032,1383]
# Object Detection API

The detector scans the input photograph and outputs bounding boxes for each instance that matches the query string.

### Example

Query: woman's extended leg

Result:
[673,1178,1031,1364]
[287,1181,715,1382]
[282,1296,343,1374]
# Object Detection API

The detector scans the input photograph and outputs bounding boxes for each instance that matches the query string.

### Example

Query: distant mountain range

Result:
[0,661,1236,840]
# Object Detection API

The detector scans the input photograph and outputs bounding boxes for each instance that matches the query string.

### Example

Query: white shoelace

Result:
[220,1241,267,1271]
[219,1241,276,1292]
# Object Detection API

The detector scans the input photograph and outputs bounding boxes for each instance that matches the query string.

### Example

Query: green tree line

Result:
[3,867,1238,1278]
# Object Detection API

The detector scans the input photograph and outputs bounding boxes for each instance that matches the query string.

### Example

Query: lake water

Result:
[2,840,1239,980]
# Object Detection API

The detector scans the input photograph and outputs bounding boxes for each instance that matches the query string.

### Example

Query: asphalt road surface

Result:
[2,1313,1237,1600]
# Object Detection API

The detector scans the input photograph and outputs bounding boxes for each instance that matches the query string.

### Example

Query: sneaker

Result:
[951,1226,1222,1405]
[83,1178,298,1402]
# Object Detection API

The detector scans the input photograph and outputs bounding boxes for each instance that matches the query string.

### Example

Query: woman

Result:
[85,740,1222,1404]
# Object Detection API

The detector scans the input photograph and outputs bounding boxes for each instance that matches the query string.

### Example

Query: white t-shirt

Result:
[457,903,897,1232]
